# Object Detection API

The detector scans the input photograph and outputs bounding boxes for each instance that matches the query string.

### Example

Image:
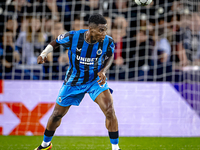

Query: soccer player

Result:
[34,13,121,150]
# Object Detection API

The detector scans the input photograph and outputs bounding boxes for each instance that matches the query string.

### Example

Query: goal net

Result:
[0,0,199,82]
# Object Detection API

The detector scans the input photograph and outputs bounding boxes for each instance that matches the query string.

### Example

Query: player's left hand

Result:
[37,56,47,64]
[97,71,106,86]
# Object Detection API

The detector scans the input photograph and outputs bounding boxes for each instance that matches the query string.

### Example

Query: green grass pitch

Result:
[0,136,200,150]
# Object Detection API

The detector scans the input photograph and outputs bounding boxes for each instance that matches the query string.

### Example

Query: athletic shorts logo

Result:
[97,48,102,55]
[99,83,106,88]
[59,97,62,102]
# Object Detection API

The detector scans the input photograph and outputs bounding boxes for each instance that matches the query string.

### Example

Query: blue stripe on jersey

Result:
[77,41,89,84]
[71,33,85,85]
[82,44,94,84]
[64,34,79,83]
[71,31,80,54]
[88,42,99,81]
[66,32,80,84]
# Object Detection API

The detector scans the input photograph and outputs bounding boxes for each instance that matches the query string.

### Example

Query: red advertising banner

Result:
[0,80,3,94]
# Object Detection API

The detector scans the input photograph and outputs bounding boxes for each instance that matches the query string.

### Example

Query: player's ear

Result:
[89,26,95,33]
[89,26,92,30]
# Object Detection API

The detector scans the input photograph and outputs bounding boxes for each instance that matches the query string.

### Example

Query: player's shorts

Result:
[56,79,113,107]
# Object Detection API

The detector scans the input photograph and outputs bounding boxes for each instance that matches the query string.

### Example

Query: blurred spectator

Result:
[154,0,174,13]
[182,13,200,63]
[52,21,69,70]
[36,0,71,30]
[138,0,155,25]
[2,0,33,32]
[171,1,185,13]
[152,37,171,65]
[43,21,69,80]
[15,16,47,65]
[5,17,18,33]
[20,16,29,32]
[104,16,112,36]
[1,0,200,82]
[72,15,85,31]
[109,23,127,80]
[37,0,60,21]
[168,14,188,67]
[113,16,128,37]
[39,15,54,43]
[0,31,20,79]
[137,13,154,37]
[0,15,19,42]
[110,0,137,38]
[128,29,154,81]
[111,24,124,66]
[5,16,19,40]
[87,0,100,11]
[56,0,71,29]
[110,0,129,19]
[74,0,100,18]
[149,14,172,81]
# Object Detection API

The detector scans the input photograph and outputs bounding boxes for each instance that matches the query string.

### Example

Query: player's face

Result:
[91,24,107,42]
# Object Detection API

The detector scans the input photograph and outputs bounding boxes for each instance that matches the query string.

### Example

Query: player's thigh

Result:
[95,89,114,114]
[56,83,85,107]
[88,79,113,102]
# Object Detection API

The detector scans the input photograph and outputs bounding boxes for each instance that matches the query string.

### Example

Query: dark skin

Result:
[37,23,118,133]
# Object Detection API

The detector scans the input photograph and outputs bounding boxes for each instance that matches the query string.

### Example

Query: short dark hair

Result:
[88,13,107,25]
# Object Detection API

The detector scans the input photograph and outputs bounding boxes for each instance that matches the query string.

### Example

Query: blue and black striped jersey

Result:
[56,29,115,86]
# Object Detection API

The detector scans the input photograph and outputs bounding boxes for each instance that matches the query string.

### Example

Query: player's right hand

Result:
[37,56,46,64]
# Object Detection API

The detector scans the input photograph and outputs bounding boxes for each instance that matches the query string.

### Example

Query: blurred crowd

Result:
[0,0,200,82]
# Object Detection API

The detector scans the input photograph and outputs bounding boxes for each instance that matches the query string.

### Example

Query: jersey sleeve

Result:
[56,31,73,48]
[106,39,115,57]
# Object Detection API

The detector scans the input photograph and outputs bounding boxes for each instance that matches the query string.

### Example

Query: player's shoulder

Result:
[78,29,88,33]
[105,35,114,42]
[104,35,115,50]
[70,29,88,35]
[57,30,75,41]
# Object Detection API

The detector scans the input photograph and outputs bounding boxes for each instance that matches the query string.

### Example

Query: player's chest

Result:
[71,42,104,57]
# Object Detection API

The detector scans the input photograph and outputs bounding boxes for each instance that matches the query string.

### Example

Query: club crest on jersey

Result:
[97,48,102,55]
[76,47,82,52]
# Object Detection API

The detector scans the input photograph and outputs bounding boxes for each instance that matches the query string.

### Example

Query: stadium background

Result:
[0,0,200,144]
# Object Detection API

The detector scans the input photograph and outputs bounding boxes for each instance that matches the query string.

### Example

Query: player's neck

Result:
[85,31,97,44]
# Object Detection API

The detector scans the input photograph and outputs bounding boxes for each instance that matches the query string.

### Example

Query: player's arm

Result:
[97,39,115,85]
[97,54,114,85]
[37,32,72,64]
[37,40,60,64]
[99,54,114,74]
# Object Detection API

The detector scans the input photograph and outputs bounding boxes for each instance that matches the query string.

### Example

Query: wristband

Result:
[40,44,53,59]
